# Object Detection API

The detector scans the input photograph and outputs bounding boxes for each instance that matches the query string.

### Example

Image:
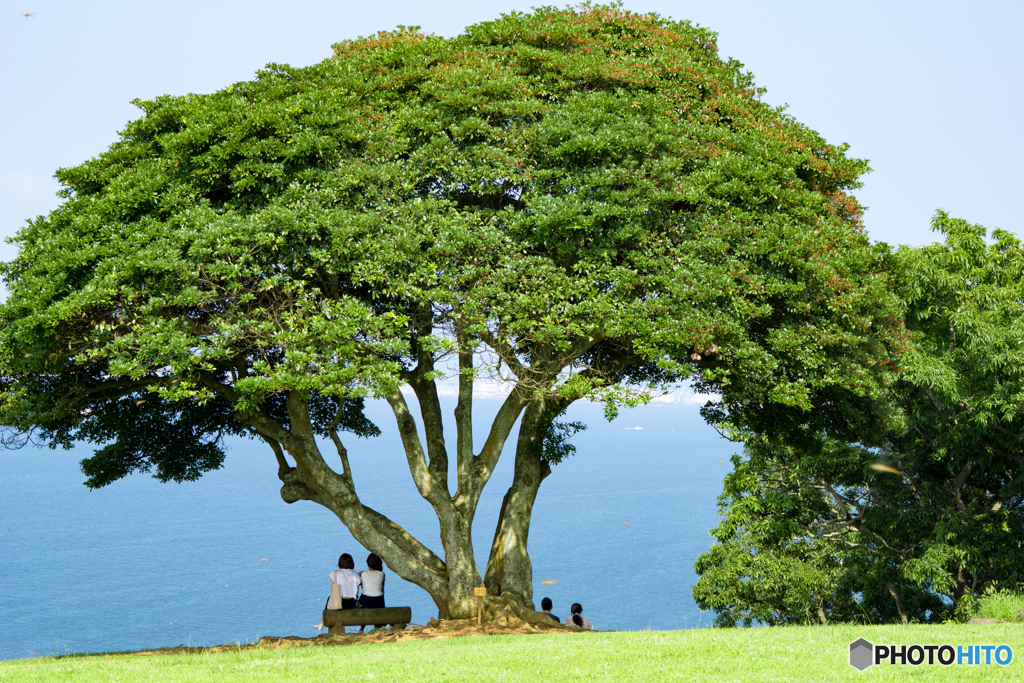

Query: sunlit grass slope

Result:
[3,624,1023,682]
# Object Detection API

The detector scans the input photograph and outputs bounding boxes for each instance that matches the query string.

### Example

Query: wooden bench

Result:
[322,607,412,634]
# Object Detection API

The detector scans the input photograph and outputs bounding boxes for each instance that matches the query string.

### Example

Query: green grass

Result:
[2,624,1022,682]
[976,590,1024,623]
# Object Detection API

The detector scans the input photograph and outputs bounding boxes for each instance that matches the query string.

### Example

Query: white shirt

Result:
[565,615,592,630]
[360,570,385,597]
[329,569,361,598]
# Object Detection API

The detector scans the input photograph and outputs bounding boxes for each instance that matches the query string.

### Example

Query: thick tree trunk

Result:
[242,342,571,621]
[247,392,452,610]
[484,401,552,608]
[262,386,538,619]
[201,326,603,622]
[434,508,482,618]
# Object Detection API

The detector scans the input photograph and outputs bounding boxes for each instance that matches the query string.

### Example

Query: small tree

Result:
[694,212,1024,625]
[1,6,902,619]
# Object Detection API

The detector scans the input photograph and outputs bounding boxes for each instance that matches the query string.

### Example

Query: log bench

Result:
[322,607,412,634]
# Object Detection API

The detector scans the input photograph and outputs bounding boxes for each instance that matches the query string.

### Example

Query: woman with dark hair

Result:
[357,553,386,632]
[315,553,361,632]
[564,603,592,630]
[329,553,362,611]
[358,553,385,609]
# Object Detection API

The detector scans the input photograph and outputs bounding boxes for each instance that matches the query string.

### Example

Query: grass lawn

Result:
[2,623,1021,682]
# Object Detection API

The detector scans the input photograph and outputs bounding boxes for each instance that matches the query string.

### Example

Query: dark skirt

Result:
[359,594,385,609]
[325,597,359,610]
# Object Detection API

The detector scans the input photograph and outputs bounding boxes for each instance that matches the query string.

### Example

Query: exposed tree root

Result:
[116,617,583,658]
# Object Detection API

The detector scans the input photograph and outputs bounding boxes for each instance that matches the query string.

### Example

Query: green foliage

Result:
[972,586,1024,623]
[694,213,1024,626]
[533,406,587,465]
[0,8,906,614]
[0,5,899,487]
[693,437,951,626]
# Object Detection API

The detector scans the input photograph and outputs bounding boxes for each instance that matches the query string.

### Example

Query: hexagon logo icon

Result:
[849,638,874,671]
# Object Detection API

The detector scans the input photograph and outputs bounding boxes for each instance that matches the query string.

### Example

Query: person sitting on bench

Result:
[357,553,386,633]
[329,553,362,610]
[315,553,361,632]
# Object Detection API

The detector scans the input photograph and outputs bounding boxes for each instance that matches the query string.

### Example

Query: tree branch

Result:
[66,376,165,408]
[454,322,475,477]
[886,582,909,624]
[257,433,291,476]
[405,339,450,491]
[385,390,450,509]
[273,392,448,594]
[982,438,1023,463]
[358,503,448,578]
[476,383,529,480]
[327,403,354,487]
[478,328,530,382]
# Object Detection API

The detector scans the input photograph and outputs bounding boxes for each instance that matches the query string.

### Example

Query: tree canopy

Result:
[693,212,1024,626]
[0,5,903,618]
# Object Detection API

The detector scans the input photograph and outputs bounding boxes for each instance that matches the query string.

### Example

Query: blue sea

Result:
[0,397,736,660]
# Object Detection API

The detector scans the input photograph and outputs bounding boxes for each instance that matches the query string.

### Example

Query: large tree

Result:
[0,6,902,619]
[693,212,1024,626]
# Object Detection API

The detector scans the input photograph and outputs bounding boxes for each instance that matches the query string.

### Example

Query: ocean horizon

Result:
[0,395,735,660]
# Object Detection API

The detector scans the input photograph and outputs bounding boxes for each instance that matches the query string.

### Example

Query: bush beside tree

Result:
[694,213,1024,625]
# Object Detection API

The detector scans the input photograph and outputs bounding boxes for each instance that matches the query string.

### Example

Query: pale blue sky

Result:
[3,1,1021,280]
